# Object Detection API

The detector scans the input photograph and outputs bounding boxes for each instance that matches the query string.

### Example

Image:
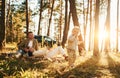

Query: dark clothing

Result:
[20,50,33,57]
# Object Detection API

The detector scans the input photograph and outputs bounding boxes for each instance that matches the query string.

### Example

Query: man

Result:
[16,32,39,58]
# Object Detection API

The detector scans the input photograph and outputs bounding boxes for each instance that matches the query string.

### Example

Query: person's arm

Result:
[68,35,76,43]
[18,39,26,50]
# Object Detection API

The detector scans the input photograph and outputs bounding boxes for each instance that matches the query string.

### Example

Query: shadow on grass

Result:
[54,52,120,78]
[107,53,120,78]
[56,55,107,78]
[0,53,51,77]
[1,52,120,78]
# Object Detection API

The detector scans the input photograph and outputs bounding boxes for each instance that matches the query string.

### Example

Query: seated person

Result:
[33,43,68,61]
[16,32,39,58]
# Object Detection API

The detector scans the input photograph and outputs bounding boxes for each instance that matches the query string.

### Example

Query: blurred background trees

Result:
[0,0,119,57]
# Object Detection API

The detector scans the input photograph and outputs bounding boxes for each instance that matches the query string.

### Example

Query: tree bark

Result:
[93,0,100,56]
[37,0,43,35]
[62,0,69,48]
[84,0,90,50]
[83,0,85,43]
[58,0,62,42]
[47,0,55,36]
[69,0,79,26]
[116,0,119,52]
[0,0,6,50]
[26,0,29,35]
[89,0,93,51]
[104,0,111,52]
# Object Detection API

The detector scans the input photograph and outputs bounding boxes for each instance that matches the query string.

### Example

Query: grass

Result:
[0,44,120,78]
[0,53,51,78]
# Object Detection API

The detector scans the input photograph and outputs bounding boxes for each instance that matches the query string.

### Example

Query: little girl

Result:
[67,26,80,68]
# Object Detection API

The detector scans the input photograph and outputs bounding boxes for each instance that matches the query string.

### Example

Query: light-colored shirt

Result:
[67,34,78,51]
[28,40,33,48]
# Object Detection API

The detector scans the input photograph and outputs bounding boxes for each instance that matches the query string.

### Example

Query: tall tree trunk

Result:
[116,0,119,52]
[86,0,89,28]
[26,0,29,35]
[83,0,85,43]
[10,12,13,42]
[93,0,100,56]
[37,0,43,35]
[0,0,6,50]
[89,0,92,51]
[47,0,55,36]
[69,0,79,26]
[8,0,13,42]
[6,0,11,42]
[6,0,10,29]
[104,0,111,52]
[62,0,69,48]
[62,11,71,47]
[58,0,62,42]
[85,0,90,50]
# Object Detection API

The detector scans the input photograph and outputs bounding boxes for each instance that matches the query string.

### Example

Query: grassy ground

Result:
[0,44,120,78]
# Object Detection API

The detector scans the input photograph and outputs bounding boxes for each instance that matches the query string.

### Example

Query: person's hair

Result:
[27,31,33,35]
[26,31,33,38]
[28,31,33,34]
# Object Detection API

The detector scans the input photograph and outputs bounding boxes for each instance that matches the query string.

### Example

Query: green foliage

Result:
[0,53,50,78]
[6,0,34,43]
[20,69,48,78]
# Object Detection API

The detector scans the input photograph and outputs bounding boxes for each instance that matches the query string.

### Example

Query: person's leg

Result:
[58,46,65,55]
[16,49,26,58]
[67,49,76,67]
[33,50,46,57]
[58,46,68,60]
[21,50,27,55]
[72,50,76,66]
[46,48,58,58]
[28,51,33,56]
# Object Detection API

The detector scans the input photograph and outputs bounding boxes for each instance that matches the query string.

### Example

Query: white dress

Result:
[33,46,67,59]
[46,46,66,58]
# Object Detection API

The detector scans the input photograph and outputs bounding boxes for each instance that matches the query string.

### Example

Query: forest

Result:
[0,0,120,78]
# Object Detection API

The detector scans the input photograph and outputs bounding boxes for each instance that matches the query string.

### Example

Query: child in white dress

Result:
[33,43,67,61]
[67,26,80,68]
